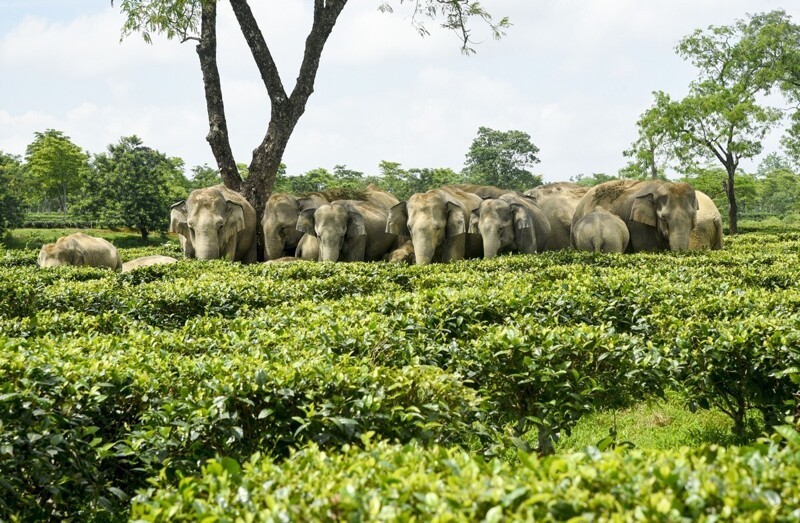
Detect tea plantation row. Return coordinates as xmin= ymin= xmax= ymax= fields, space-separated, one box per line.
xmin=1 ymin=232 xmax=799 ymax=520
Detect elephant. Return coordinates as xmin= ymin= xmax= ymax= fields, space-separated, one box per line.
xmin=38 ymin=233 xmax=122 ymax=270
xmin=297 ymin=200 xmax=398 ymax=262
xmin=469 ymin=193 xmax=551 ymax=258
xmin=689 ymin=191 xmax=723 ymax=250
xmin=525 ymin=182 xmax=589 ymax=250
xmin=386 ymin=186 xmax=483 ymax=265
xmin=452 ymin=183 xmax=513 ymax=200
xmin=170 ymin=185 xmax=257 ymax=263
xmin=571 ymin=210 xmax=630 ymax=253
xmin=121 ymin=255 xmax=178 ymax=272
xmin=572 ymin=179 xmax=698 ymax=252
xmin=383 ymin=239 xmax=415 ymax=264
xmin=262 ymin=185 xmax=398 ymax=260
xmin=265 ymin=256 xmax=301 ymax=264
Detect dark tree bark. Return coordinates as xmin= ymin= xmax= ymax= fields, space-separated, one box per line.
xmin=723 ymin=167 xmax=738 ymax=235
xmin=196 ymin=1 xmax=240 ymax=192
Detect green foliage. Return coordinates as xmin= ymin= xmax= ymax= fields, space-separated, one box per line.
xmin=0 ymin=152 xmax=24 ymax=238
xmin=2 ymin=228 xmax=800 ymax=519
xmin=188 ymin=163 xmax=222 ymax=190
xmin=133 ymin=440 xmax=800 ymax=521
xmin=75 ymin=136 xmax=189 ymax=239
xmin=23 ymin=129 xmax=90 ymax=213
xmin=463 ymin=126 xmax=542 ymax=191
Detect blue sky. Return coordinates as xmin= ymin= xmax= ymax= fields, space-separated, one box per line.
xmin=1 ymin=1 xmax=798 ymax=183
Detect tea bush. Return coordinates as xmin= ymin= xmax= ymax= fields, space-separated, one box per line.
xmin=1 ymin=230 xmax=800 ymax=520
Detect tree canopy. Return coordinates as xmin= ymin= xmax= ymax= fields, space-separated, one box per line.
xmin=76 ymin=136 xmax=188 ymax=239
xmin=24 ymin=130 xmax=90 ymax=213
xmin=462 ymin=127 xmax=542 ymax=191
xmin=626 ymin=10 xmax=800 ymax=234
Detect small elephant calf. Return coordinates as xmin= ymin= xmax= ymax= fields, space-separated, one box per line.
xmin=571 ymin=210 xmax=630 ymax=253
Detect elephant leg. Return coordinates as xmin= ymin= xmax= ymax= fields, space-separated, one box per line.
xmin=243 ymin=239 xmax=258 ymax=264
xmin=442 ymin=234 xmax=466 ymax=262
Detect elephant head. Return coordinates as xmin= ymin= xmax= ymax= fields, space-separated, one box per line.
xmin=262 ymin=193 xmax=321 ymax=260
xmin=170 ymin=187 xmax=246 ymax=260
xmin=469 ymin=198 xmax=536 ymax=259
xmin=386 ymin=192 xmax=466 ymax=266
xmin=630 ymin=182 xmax=698 ymax=251
xmin=38 ymin=242 xmax=79 ymax=267
xmin=296 ymin=204 xmax=366 ymax=262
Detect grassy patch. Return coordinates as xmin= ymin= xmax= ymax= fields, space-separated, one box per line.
xmin=556 ymin=390 xmax=765 ymax=451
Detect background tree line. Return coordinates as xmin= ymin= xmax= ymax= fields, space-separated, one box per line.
xmin=0 ymin=126 xmax=542 ymax=238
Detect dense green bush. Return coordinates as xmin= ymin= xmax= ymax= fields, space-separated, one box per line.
xmin=1 ymin=229 xmax=800 ymax=520
xmin=132 ymin=439 xmax=800 ymax=521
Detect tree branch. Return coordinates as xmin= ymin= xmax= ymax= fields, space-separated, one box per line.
xmin=228 ymin=0 xmax=289 ymax=107
xmin=289 ymin=0 xmax=348 ymax=118
xmin=196 ymin=0 xmax=241 ymax=191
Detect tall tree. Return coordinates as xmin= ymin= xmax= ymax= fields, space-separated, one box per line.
xmin=0 ymin=152 xmax=25 ymax=237
xmin=24 ymin=129 xmax=90 ymax=213
xmin=78 ymin=136 xmax=189 ymax=239
xmin=627 ymin=11 xmax=800 ymax=234
xmin=114 ymin=0 xmax=508 ymax=245
xmin=462 ymin=127 xmax=542 ymax=191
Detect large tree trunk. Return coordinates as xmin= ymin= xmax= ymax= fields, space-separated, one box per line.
xmin=724 ymin=165 xmax=738 ymax=235
xmin=194 ymin=0 xmax=347 ymax=261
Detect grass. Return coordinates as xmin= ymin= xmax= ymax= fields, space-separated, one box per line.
xmin=555 ymin=390 xmax=765 ymax=452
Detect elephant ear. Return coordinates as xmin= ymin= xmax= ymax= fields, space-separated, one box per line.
xmin=446 ymin=201 xmax=466 ymax=237
xmin=223 ymin=201 xmax=246 ymax=246
xmin=512 ymin=204 xmax=537 ymax=254
xmin=169 ymin=201 xmax=189 ymax=237
xmin=511 ymin=204 xmax=532 ymax=229
xmin=296 ymin=208 xmax=317 ymax=236
xmin=297 ymin=197 xmax=317 ymax=211
xmin=468 ymin=208 xmax=481 ymax=234
xmin=347 ymin=211 xmax=367 ymax=238
xmin=631 ymin=193 xmax=657 ymax=227
xmin=386 ymin=202 xmax=409 ymax=236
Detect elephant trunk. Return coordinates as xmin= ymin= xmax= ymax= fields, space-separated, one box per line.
xmin=669 ymin=231 xmax=691 ymax=252
xmin=481 ymin=234 xmax=501 ymax=259
xmin=412 ymin=236 xmax=436 ymax=266
xmin=318 ymin=237 xmax=342 ymax=262
xmin=194 ymin=241 xmax=221 ymax=260
xmin=264 ymin=236 xmax=286 ymax=260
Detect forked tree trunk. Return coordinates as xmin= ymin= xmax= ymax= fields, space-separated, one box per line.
xmin=195 ymin=0 xmax=347 ymax=260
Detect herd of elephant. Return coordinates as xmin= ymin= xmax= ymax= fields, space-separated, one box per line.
xmin=36 ymin=180 xmax=723 ymax=270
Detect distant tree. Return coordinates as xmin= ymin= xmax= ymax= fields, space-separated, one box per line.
xmin=0 ymin=152 xmax=24 ymax=236
xmin=326 ymin=164 xmax=363 ymax=190
xmin=621 ymin=100 xmax=673 ymax=179
xmin=570 ymin=172 xmax=617 ymax=187
xmin=24 ymin=129 xmax=90 ymax=213
xmin=190 ymin=164 xmax=222 ymax=189
xmin=630 ymin=11 xmax=800 ymax=234
xmin=463 ymin=127 xmax=542 ymax=190
xmin=78 ymin=136 xmax=188 ymax=239
xmin=754 ymin=153 xmax=800 ymax=215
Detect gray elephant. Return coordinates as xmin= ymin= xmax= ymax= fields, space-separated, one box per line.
xmin=121 ymin=255 xmax=178 ymax=272
xmin=297 ymin=200 xmax=398 ymax=262
xmin=386 ymin=186 xmax=483 ymax=265
xmin=170 ymin=185 xmax=257 ymax=263
xmin=38 ymin=232 xmax=122 ymax=270
xmin=689 ymin=191 xmax=723 ymax=250
xmin=469 ymin=193 xmax=551 ymax=258
xmin=572 ymin=180 xmax=698 ymax=252
xmin=262 ymin=185 xmax=398 ymax=261
xmin=525 ymin=182 xmax=589 ymax=250
xmin=452 ymin=183 xmax=513 ymax=200
xmin=571 ymin=210 xmax=630 ymax=253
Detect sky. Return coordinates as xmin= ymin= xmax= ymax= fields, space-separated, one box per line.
xmin=1 ymin=1 xmax=798 ymax=183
